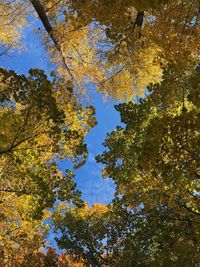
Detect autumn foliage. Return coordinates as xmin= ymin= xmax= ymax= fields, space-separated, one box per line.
xmin=0 ymin=0 xmax=200 ymax=266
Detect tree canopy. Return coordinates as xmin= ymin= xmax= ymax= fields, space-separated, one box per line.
xmin=52 ymin=64 xmax=200 ymax=266
xmin=0 ymin=0 xmax=200 ymax=266
xmin=0 ymin=0 xmax=199 ymax=99
xmin=0 ymin=68 xmax=95 ymax=264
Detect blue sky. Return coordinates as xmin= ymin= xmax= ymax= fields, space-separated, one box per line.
xmin=1 ymin=25 xmax=121 ymax=205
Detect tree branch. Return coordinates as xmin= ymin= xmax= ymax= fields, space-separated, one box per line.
xmin=30 ymin=0 xmax=75 ymax=81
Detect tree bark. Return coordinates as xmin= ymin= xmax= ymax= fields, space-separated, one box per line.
xmin=135 ymin=11 xmax=144 ymax=28
xmin=30 ymin=0 xmax=55 ymax=41
xmin=29 ymin=0 xmax=74 ymax=79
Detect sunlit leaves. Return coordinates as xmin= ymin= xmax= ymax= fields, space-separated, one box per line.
xmin=0 ymin=67 xmax=95 ymax=263
xmin=0 ymin=0 xmax=198 ymax=100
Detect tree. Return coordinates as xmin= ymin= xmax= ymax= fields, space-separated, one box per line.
xmin=52 ymin=202 xmax=110 ymax=267
xmin=32 ymin=0 xmax=200 ymax=99
xmin=0 ymin=0 xmax=28 ymax=55
xmin=62 ymin=0 xmax=199 ymax=99
xmin=0 ymin=67 xmax=96 ymax=210
xmin=1 ymin=0 xmax=199 ymax=99
xmin=58 ymin=252 xmax=85 ymax=267
xmin=0 ymin=67 xmax=96 ymax=264
xmin=96 ymin=64 xmax=200 ymax=264
xmin=97 ymin=64 xmax=200 ymax=219
xmin=52 ymin=64 xmax=200 ymax=267
xmin=0 ymin=194 xmax=48 ymax=266
xmin=1 ymin=241 xmax=85 ymax=267
xmin=1 ymin=1 xmax=200 ymax=265
xmin=53 ymin=200 xmax=200 ymax=266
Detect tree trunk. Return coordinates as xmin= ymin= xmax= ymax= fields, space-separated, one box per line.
xmin=29 ymin=0 xmax=73 ymax=79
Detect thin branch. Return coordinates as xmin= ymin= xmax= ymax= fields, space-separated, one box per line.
xmin=0 ymin=189 xmax=37 ymax=195
xmin=181 ymin=203 xmax=200 ymax=216
xmin=100 ymin=65 xmax=126 ymax=85
xmin=0 ymin=131 xmax=48 ymax=155
xmin=45 ymin=0 xmax=63 ymax=12
xmin=183 ymin=146 xmax=200 ymax=160
xmin=10 ymin=105 xmax=31 ymax=150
